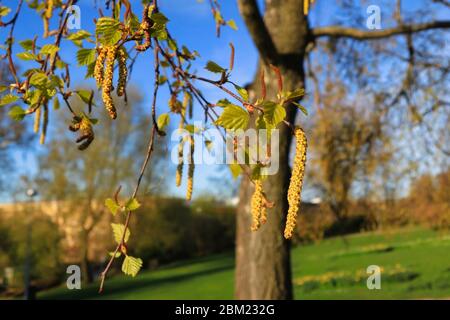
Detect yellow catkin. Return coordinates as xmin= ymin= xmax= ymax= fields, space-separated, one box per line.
xmin=284 ymin=127 xmax=307 ymax=239
xmin=116 ymin=47 xmax=127 ymax=97
xmin=45 ymin=0 xmax=53 ymax=19
xmin=94 ymin=47 xmax=107 ymax=88
xmin=260 ymin=205 xmax=268 ymax=225
xmin=34 ymin=107 xmax=41 ymax=133
xmin=176 ymin=138 xmax=184 ymax=187
xmin=102 ymin=46 xmax=118 ymax=119
xmin=250 ymin=180 xmax=264 ymax=231
xmin=186 ymin=136 xmax=194 ymax=201
xmin=304 ymin=0 xmax=315 ymax=15
xmin=39 ymin=104 xmax=49 ymax=145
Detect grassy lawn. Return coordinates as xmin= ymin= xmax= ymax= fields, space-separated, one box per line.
xmin=38 ymin=227 xmax=450 ymax=300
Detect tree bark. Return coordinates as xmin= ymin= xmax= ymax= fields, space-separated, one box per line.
xmin=235 ymin=0 xmax=308 ymax=300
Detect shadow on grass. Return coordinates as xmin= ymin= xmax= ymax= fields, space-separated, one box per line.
xmin=40 ymin=261 xmax=234 ymax=300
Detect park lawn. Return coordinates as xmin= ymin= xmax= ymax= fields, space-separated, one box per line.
xmin=39 ymin=227 xmax=450 ymax=300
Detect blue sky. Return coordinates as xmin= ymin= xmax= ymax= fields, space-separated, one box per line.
xmin=1 ymin=0 xmax=449 ymax=202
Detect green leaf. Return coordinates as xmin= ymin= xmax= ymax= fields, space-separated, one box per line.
xmin=167 ymin=38 xmax=177 ymax=51
xmin=109 ymin=251 xmax=121 ymax=258
xmin=76 ymin=48 xmax=96 ymax=66
xmin=227 ymin=19 xmax=238 ymax=30
xmin=96 ymin=17 xmax=122 ymax=45
xmin=49 ymin=75 xmax=64 ymax=89
xmin=105 ymin=198 xmax=120 ymax=216
xmin=111 ymin=223 xmax=130 ymax=244
xmin=284 ymin=88 xmax=305 ymax=101
xmin=40 ymin=44 xmax=60 ymax=56
xmin=0 ymin=94 xmax=19 ymax=107
xmin=19 ymin=40 xmax=34 ymax=51
xmin=234 ymin=85 xmax=249 ymax=102
xmin=16 ymin=52 xmax=38 ymax=61
xmin=157 ymin=75 xmax=167 ymax=85
xmin=215 ymin=104 xmax=249 ymax=131
xmin=125 ymin=198 xmax=141 ymax=211
xmin=8 ymin=106 xmax=26 ymax=121
xmin=205 ymin=61 xmax=226 ymax=74
xmin=29 ymin=72 xmax=49 ymax=89
xmin=75 ymin=90 xmax=93 ymax=104
xmin=151 ymin=12 xmax=169 ymax=25
xmin=216 ymin=98 xmax=232 ymax=108
xmin=67 ymin=30 xmax=92 ymax=41
xmin=262 ymin=101 xmax=286 ymax=129
xmin=121 ymin=256 xmax=143 ymax=277
xmin=229 ymin=163 xmax=242 ymax=179
xmin=157 ymin=113 xmax=170 ymax=131
xmin=0 ymin=6 xmax=11 ymax=17
xmin=293 ymin=102 xmax=308 ymax=115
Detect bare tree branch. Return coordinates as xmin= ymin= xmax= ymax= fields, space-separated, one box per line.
xmin=312 ymin=20 xmax=450 ymax=40
xmin=237 ymin=0 xmax=279 ymax=65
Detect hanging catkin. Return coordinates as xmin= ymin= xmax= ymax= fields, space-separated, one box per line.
xmin=39 ymin=104 xmax=49 ymax=145
xmin=117 ymin=47 xmax=127 ymax=97
xmin=186 ymin=135 xmax=195 ymax=201
xmin=34 ymin=107 xmax=41 ymax=133
xmin=251 ymin=180 xmax=264 ymax=231
xmin=176 ymin=136 xmax=184 ymax=187
xmin=304 ymin=0 xmax=315 ymax=15
xmin=102 ymin=46 xmax=118 ymax=119
xmin=94 ymin=47 xmax=107 ymax=87
xmin=284 ymin=127 xmax=307 ymax=239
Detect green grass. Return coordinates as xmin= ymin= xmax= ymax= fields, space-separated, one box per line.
xmin=38 ymin=227 xmax=450 ymax=300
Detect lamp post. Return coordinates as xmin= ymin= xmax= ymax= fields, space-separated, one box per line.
xmin=24 ymin=188 xmax=37 ymax=300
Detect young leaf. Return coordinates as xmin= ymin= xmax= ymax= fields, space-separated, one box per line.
xmin=40 ymin=44 xmax=60 ymax=56
xmin=227 ymin=19 xmax=238 ymax=30
xmin=121 ymin=256 xmax=143 ymax=277
xmin=19 ymin=40 xmax=34 ymax=51
xmin=8 ymin=106 xmax=26 ymax=121
xmin=96 ymin=17 xmax=121 ymax=45
xmin=234 ymin=84 xmax=249 ymax=102
xmin=205 ymin=61 xmax=226 ymax=74
xmin=0 ymin=6 xmax=11 ymax=17
xmin=16 ymin=52 xmax=38 ymax=61
xmin=109 ymin=251 xmax=121 ymax=258
xmin=75 ymin=90 xmax=94 ymax=104
xmin=262 ymin=101 xmax=286 ymax=129
xmin=151 ymin=12 xmax=169 ymax=25
xmin=76 ymin=48 xmax=96 ymax=66
xmin=111 ymin=223 xmax=130 ymax=244
xmin=29 ymin=72 xmax=49 ymax=89
xmin=105 ymin=198 xmax=120 ymax=216
xmin=125 ymin=198 xmax=141 ymax=211
xmin=215 ymin=104 xmax=249 ymax=131
xmin=67 ymin=30 xmax=92 ymax=41
xmin=293 ymin=102 xmax=308 ymax=115
xmin=0 ymin=94 xmax=19 ymax=107
xmin=229 ymin=163 xmax=242 ymax=179
xmin=157 ymin=113 xmax=170 ymax=131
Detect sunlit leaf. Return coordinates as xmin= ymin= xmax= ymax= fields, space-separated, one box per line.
xmin=121 ymin=256 xmax=143 ymax=277
xmin=111 ymin=223 xmax=130 ymax=244
xmin=215 ymin=104 xmax=249 ymax=130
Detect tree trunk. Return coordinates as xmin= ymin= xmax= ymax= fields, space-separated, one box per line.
xmin=235 ymin=0 xmax=308 ymax=300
